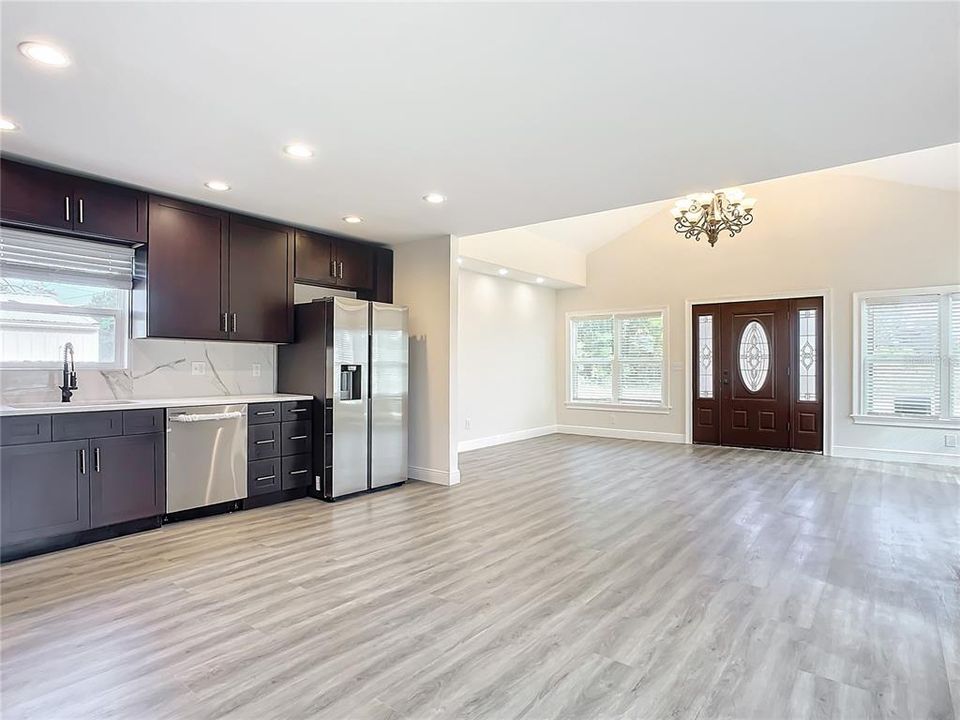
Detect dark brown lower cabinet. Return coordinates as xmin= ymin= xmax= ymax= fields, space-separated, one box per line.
xmin=90 ymin=434 xmax=165 ymax=527
xmin=0 ymin=440 xmax=91 ymax=545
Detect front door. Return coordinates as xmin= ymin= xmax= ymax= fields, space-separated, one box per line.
xmin=693 ymin=297 xmax=823 ymax=452
xmin=720 ymin=300 xmax=791 ymax=449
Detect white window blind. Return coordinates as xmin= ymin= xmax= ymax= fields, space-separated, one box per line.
xmin=0 ymin=227 xmax=135 ymax=289
xmin=861 ymin=293 xmax=944 ymax=418
xmin=951 ymin=293 xmax=960 ymax=417
xmin=618 ymin=313 xmax=664 ymax=405
xmin=569 ymin=310 xmax=666 ymax=407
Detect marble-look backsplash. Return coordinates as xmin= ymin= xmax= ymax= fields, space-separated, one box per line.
xmin=0 ymin=339 xmax=276 ymax=404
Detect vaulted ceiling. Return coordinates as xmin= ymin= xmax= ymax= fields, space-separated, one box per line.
xmin=2 ymin=2 xmax=957 ymax=244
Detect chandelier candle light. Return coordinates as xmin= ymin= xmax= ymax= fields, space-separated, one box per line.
xmin=671 ymin=188 xmax=757 ymax=247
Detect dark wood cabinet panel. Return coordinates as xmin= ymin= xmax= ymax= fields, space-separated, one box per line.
xmin=0 ymin=440 xmax=90 ymax=545
xmin=281 ymin=420 xmax=312 ymax=456
xmin=140 ymin=196 xmax=228 ymax=340
xmin=228 ymin=216 xmax=293 ymax=343
xmin=52 ymin=411 xmax=123 ymax=441
xmin=73 ymin=177 xmax=147 ymax=243
xmin=294 ymin=230 xmax=336 ymax=285
xmin=0 ymin=159 xmax=73 ymax=231
xmin=90 ymin=434 xmax=164 ymax=527
xmin=280 ymin=400 xmax=312 ymax=421
xmin=281 ymin=454 xmax=311 ymax=490
xmin=248 ymin=402 xmax=281 ymax=424
xmin=0 ymin=415 xmax=52 ymax=446
xmin=336 ymin=240 xmax=373 ymax=290
xmin=248 ymin=423 xmax=280 ymax=460
xmin=122 ymin=409 xmax=164 ymax=436
xmin=248 ymin=458 xmax=282 ymax=496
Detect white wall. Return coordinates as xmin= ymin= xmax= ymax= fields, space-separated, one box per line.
xmin=458 ymin=270 xmax=557 ymax=451
xmin=459 ymin=227 xmax=587 ymax=287
xmin=555 ymin=170 xmax=960 ymax=465
xmin=392 ymin=235 xmax=460 ymax=485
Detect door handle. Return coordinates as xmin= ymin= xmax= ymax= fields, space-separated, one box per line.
xmin=288 ymin=408 xmax=307 ymax=413
xmin=254 ymin=410 xmax=276 ymax=416
xmin=256 ymin=475 xmax=276 ymax=482
xmin=330 ymin=259 xmax=337 ymax=278
xmin=94 ymin=447 xmax=101 ymax=472
xmin=338 ymin=261 xmax=343 ymax=279
xmin=289 ymin=469 xmax=308 ymax=475
xmin=289 ymin=435 xmax=308 ymax=440
xmin=64 ymin=196 xmax=71 ymax=222
xmin=79 ymin=448 xmax=86 ymax=475
xmin=78 ymin=198 xmax=84 ymax=224
xmin=231 ymin=313 xmax=237 ymax=333
xmin=255 ymin=438 xmax=276 ymax=445
xmin=221 ymin=313 xmax=228 ymax=333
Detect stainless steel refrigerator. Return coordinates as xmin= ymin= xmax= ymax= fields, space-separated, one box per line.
xmin=277 ymin=296 xmax=408 ymax=500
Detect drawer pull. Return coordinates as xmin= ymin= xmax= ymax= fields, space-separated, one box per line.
xmin=255 ymin=438 xmax=276 ymax=445
xmin=289 ymin=469 xmax=308 ymax=475
xmin=255 ymin=410 xmax=276 ymax=416
xmin=289 ymin=435 xmax=308 ymax=440
xmin=288 ymin=408 xmax=308 ymax=413
xmin=255 ymin=475 xmax=276 ymax=482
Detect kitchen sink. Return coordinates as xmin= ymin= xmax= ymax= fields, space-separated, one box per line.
xmin=9 ymin=399 xmax=137 ymax=409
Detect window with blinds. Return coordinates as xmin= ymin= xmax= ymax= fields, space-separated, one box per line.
xmin=859 ymin=288 xmax=959 ymax=421
xmin=0 ymin=228 xmax=133 ymax=369
xmin=569 ymin=310 xmax=666 ymax=407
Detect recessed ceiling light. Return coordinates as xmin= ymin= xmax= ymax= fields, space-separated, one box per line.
xmin=0 ymin=117 xmax=19 ymax=132
xmin=204 ymin=180 xmax=231 ymax=192
xmin=283 ymin=143 xmax=314 ymax=159
xmin=342 ymin=215 xmax=363 ymax=224
xmin=535 ymin=277 xmax=545 ymax=284
xmin=498 ymin=268 xmax=508 ymax=276
xmin=18 ymin=41 xmax=71 ymax=68
xmin=423 ymin=192 xmax=446 ymax=204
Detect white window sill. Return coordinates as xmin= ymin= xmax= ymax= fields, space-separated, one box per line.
xmin=565 ymin=402 xmax=672 ymax=415
xmin=851 ymin=414 xmax=960 ymax=430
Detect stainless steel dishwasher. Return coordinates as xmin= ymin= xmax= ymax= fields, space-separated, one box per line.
xmin=165 ymin=404 xmax=247 ymax=513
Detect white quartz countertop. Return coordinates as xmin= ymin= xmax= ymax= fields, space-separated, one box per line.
xmin=0 ymin=393 xmax=314 ymax=417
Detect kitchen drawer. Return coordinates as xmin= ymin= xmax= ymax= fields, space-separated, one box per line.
xmin=52 ymin=412 xmax=122 ymax=441
xmin=248 ymin=402 xmax=280 ymax=425
xmin=247 ymin=458 xmax=281 ymax=496
xmin=280 ymin=399 xmax=312 ymax=421
xmin=281 ymin=420 xmax=312 ymax=456
xmin=248 ymin=422 xmax=280 ymax=460
xmin=0 ymin=415 xmax=52 ymax=446
xmin=122 ymin=409 xmax=164 ymax=435
xmin=281 ymin=454 xmax=312 ymax=490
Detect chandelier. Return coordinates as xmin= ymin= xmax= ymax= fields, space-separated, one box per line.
xmin=670 ymin=188 xmax=756 ymax=247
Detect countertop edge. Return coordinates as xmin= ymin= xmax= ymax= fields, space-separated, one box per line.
xmin=0 ymin=394 xmax=314 ymax=417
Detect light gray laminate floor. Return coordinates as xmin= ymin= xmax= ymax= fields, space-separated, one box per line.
xmin=1 ymin=435 xmax=958 ymax=720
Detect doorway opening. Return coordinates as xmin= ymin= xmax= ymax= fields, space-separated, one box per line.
xmin=692 ymin=297 xmax=823 ymax=452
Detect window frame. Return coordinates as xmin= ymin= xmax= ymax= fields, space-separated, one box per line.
xmin=565 ymin=306 xmax=670 ymax=413
xmin=0 ymin=287 xmax=130 ymax=371
xmin=852 ymin=285 xmax=960 ymax=429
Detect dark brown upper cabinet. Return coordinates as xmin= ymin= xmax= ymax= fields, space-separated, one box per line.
xmin=294 ymin=230 xmax=374 ymax=292
xmin=228 ymin=216 xmax=293 ymax=343
xmin=1 ymin=158 xmax=146 ymax=243
xmin=134 ymin=196 xmax=229 ymax=341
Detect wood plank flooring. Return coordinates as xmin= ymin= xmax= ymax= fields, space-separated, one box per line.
xmin=1 ymin=435 xmax=958 ymax=719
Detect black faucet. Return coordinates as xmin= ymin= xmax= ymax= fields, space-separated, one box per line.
xmin=59 ymin=342 xmax=78 ymax=403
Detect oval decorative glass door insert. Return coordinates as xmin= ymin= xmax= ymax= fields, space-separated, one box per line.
xmin=738 ymin=320 xmax=770 ymax=392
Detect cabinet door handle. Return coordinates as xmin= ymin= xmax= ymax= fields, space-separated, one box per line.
xmin=255 ymin=410 xmax=276 ymax=416
xmin=289 ymin=469 xmax=308 ymax=475
xmin=255 ymin=438 xmax=276 ymax=445
xmin=64 ymin=196 xmax=71 ymax=222
xmin=231 ymin=313 xmax=237 ymax=333
xmin=221 ymin=313 xmax=228 ymax=332
xmin=79 ymin=448 xmax=86 ymax=475
xmin=289 ymin=435 xmax=308 ymax=440
xmin=330 ymin=259 xmax=337 ymax=278
xmin=288 ymin=408 xmax=307 ymax=413
xmin=94 ymin=447 xmax=101 ymax=472
xmin=256 ymin=475 xmax=276 ymax=482
xmin=78 ymin=198 xmax=84 ymax=224
xmin=339 ymin=261 xmax=344 ymax=279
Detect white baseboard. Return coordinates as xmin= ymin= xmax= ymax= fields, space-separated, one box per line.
xmin=556 ymin=425 xmax=685 ymax=444
xmin=831 ymin=445 xmax=960 ymax=468
xmin=408 ymin=465 xmax=461 ymax=486
xmin=458 ymin=425 xmax=558 ymax=453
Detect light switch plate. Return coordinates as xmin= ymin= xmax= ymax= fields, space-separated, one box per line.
xmin=945 ymin=434 xmax=958 ymax=448
xmin=191 ymin=361 xmax=206 ymax=376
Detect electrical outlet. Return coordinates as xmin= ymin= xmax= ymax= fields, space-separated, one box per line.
xmin=191 ymin=361 xmax=206 ymax=376
xmin=945 ymin=434 xmax=958 ymax=448
xmin=464 ymin=419 xmax=471 ymax=430
xmin=252 ymin=363 xmax=261 ymax=377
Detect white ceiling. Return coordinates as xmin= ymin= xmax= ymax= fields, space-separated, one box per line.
xmin=1 ymin=2 xmax=957 ymax=245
